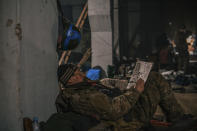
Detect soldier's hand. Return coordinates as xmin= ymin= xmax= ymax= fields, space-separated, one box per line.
xmin=135 ymin=78 xmax=144 ymax=93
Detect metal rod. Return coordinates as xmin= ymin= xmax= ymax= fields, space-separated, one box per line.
xmin=64 ymin=50 xmax=71 ymax=64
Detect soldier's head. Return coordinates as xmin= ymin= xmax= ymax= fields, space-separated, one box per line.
xmin=58 ymin=64 xmax=86 ymax=86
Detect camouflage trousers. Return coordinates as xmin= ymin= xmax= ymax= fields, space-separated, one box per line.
xmin=92 ymin=72 xmax=184 ymax=131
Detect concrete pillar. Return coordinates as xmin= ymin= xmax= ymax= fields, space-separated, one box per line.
xmin=0 ymin=0 xmax=58 ymax=130
xmin=20 ymin=0 xmax=59 ymax=122
xmin=88 ymin=0 xmax=113 ymax=72
xmin=113 ymin=0 xmax=120 ymax=63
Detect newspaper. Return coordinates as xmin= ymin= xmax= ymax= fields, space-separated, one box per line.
xmin=127 ymin=60 xmax=153 ymax=89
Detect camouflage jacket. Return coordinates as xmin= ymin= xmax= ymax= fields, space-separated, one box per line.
xmin=55 ymin=72 xmax=184 ymax=130
xmin=56 ymin=81 xmax=140 ymax=121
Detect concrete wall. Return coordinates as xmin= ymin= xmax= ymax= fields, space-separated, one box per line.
xmin=88 ymin=0 xmax=113 ymax=73
xmin=0 ymin=1 xmax=22 ymax=130
xmin=0 ymin=0 xmax=58 ymax=130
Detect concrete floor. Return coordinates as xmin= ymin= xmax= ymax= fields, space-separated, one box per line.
xmin=175 ymin=93 xmax=197 ymax=116
xmin=155 ymin=92 xmax=197 ymax=118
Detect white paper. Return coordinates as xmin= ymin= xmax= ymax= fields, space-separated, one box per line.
xmin=127 ymin=60 xmax=153 ymax=89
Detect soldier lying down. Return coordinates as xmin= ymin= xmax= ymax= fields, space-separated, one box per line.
xmin=43 ymin=64 xmax=197 ymax=131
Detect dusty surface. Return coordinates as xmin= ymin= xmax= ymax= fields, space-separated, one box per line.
xmin=155 ymin=93 xmax=197 ymax=118
xmin=175 ymin=93 xmax=197 ymax=116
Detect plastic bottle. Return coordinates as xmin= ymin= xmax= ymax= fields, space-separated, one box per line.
xmin=32 ymin=117 xmax=40 ymax=131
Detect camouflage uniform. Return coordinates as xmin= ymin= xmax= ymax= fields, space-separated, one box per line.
xmin=56 ymin=71 xmax=184 ymax=131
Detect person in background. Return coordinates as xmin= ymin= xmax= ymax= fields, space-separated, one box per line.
xmin=174 ymin=25 xmax=190 ymax=73
xmin=156 ymin=33 xmax=171 ymax=69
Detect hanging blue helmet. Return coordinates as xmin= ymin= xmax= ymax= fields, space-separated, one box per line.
xmin=62 ymin=24 xmax=81 ymax=50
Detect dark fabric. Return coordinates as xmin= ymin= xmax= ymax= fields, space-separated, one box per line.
xmin=165 ymin=115 xmax=197 ymax=131
xmin=55 ymin=91 xmax=70 ymax=113
xmin=42 ymin=112 xmax=99 ymax=131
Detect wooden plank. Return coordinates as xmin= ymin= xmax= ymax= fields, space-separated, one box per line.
xmin=58 ymin=51 xmax=67 ymax=66
xmin=75 ymin=2 xmax=88 ymax=28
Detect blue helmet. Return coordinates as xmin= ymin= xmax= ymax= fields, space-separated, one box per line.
xmin=62 ymin=24 xmax=81 ymax=50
